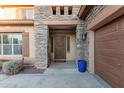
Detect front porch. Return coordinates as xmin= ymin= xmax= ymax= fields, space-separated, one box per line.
xmin=0 ymin=62 xmax=111 ymax=88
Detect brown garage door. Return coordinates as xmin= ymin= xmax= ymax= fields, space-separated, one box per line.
xmin=95 ymin=15 xmax=124 ymax=87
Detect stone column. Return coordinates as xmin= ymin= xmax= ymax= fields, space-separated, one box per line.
xmin=34 ymin=6 xmax=49 ymax=69
xmin=76 ymin=21 xmax=84 ymax=60
xmin=56 ymin=6 xmax=60 ymax=15
xmin=64 ymin=6 xmax=68 ymax=15
xmin=76 ymin=21 xmax=89 ymax=60
xmin=76 ymin=20 xmax=89 ymax=70
xmin=72 ymin=6 xmax=80 ymax=16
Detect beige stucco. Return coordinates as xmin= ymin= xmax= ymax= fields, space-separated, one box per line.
xmin=66 ymin=34 xmax=76 ymax=61
xmin=88 ymin=31 xmax=94 ymax=73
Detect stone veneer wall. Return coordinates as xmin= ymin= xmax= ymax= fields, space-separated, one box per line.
xmin=34 ymin=6 xmax=49 ymax=69
xmin=34 ymin=5 xmax=80 ymax=69
xmin=76 ymin=5 xmax=107 ymax=71
xmin=35 ymin=6 xmax=80 ymax=21
xmin=34 ymin=5 xmax=107 ymax=69
xmin=76 ymin=20 xmax=85 ymax=60
xmin=84 ymin=5 xmax=107 ymax=26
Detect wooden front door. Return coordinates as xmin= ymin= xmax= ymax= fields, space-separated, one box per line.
xmin=55 ymin=35 xmax=66 ymax=62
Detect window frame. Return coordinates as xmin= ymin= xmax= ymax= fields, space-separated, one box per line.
xmin=25 ymin=8 xmax=34 ymax=19
xmin=0 ymin=33 xmax=22 ymax=56
xmin=66 ymin=36 xmax=70 ymax=53
xmin=51 ymin=36 xmax=54 ymax=53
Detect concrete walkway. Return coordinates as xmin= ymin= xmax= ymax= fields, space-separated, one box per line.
xmin=0 ymin=62 xmax=111 ymax=88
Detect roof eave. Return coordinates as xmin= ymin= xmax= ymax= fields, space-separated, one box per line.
xmin=78 ymin=5 xmax=94 ymax=20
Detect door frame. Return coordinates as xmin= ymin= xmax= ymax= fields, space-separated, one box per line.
xmin=53 ymin=34 xmax=66 ymax=62
xmin=49 ymin=30 xmax=76 ymax=62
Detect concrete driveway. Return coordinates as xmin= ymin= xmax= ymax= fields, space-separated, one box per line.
xmin=0 ymin=62 xmax=111 ymax=88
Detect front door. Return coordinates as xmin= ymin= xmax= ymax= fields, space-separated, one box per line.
xmin=55 ymin=35 xmax=66 ymax=62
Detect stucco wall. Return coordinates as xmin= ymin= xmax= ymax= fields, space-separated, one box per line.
xmin=0 ymin=26 xmax=35 ymax=65
xmin=66 ymin=34 xmax=76 ymax=61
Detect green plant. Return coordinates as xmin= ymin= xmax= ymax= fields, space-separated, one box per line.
xmin=2 ymin=60 xmax=24 ymax=75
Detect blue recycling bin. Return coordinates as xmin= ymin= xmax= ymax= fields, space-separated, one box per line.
xmin=77 ymin=60 xmax=87 ymax=72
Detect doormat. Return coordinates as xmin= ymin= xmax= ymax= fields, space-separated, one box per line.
xmin=0 ymin=66 xmax=45 ymax=74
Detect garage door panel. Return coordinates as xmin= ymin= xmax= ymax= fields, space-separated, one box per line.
xmin=95 ymin=55 xmax=120 ymax=69
xmin=95 ymin=31 xmax=118 ymax=42
xmin=96 ymin=49 xmax=124 ymax=65
xmin=95 ymin=71 xmax=119 ymax=87
xmin=96 ymin=49 xmax=120 ymax=58
xmin=120 ymin=60 xmax=124 ymax=72
xmin=120 ymin=79 xmax=124 ymax=87
xmin=119 ymin=39 xmax=124 ymax=51
xmin=118 ymin=16 xmax=124 ymax=30
xmin=95 ymin=40 xmax=118 ymax=49
xmin=95 ymin=21 xmax=118 ymax=36
xmin=95 ymin=70 xmax=121 ymax=88
xmin=95 ymin=61 xmax=121 ymax=77
xmin=95 ymin=62 xmax=121 ymax=87
xmin=119 ymin=31 xmax=124 ymax=39
xmin=120 ymin=70 xmax=124 ymax=87
xmin=95 ymin=15 xmax=124 ymax=87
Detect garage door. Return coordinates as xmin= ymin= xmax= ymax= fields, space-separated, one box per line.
xmin=95 ymin=15 xmax=124 ymax=87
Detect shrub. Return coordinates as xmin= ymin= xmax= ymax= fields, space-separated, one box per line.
xmin=2 ymin=60 xmax=24 ymax=75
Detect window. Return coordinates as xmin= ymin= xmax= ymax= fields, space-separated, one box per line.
xmin=60 ymin=6 xmax=64 ymax=15
xmin=51 ymin=37 xmax=53 ymax=53
xmin=13 ymin=34 xmax=22 ymax=55
xmin=0 ymin=8 xmax=16 ymax=19
xmin=68 ymin=6 xmax=72 ymax=15
xmin=67 ymin=36 xmax=70 ymax=52
xmin=0 ymin=8 xmax=5 ymax=19
xmin=52 ymin=6 xmax=56 ymax=15
xmin=3 ymin=35 xmax=12 ymax=55
xmin=0 ymin=34 xmax=22 ymax=55
xmin=25 ymin=9 xmax=33 ymax=19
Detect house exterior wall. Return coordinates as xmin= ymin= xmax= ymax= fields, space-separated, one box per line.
xmin=0 ymin=5 xmax=108 ymax=70
xmin=76 ymin=20 xmax=85 ymax=60
xmin=0 ymin=5 xmax=80 ymax=69
xmin=0 ymin=26 xmax=35 ymax=65
xmin=34 ymin=5 xmax=80 ymax=68
xmin=34 ymin=6 xmax=50 ymax=69
xmin=77 ymin=5 xmax=107 ymax=72
xmin=66 ymin=34 xmax=76 ymax=61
